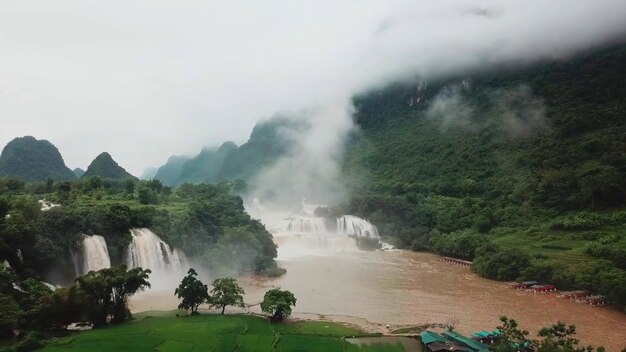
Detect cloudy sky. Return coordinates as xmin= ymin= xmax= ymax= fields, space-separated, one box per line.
xmin=1 ymin=1 xmax=625 ymax=175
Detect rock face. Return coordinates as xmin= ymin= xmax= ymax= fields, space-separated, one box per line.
xmin=82 ymin=152 xmax=136 ymax=180
xmin=0 ymin=136 xmax=76 ymax=181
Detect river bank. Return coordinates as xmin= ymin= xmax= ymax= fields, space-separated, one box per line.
xmin=130 ymin=250 xmax=626 ymax=350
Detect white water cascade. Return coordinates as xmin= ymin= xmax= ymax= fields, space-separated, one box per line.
xmin=283 ymin=216 xmax=327 ymax=233
xmin=124 ymin=228 xmax=187 ymax=284
xmin=274 ymin=210 xmax=381 ymax=258
xmin=273 ymin=231 xmax=359 ymax=258
xmin=71 ymin=234 xmax=111 ymax=277
xmin=337 ymin=215 xmax=380 ymax=238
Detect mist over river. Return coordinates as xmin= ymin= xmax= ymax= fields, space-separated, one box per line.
xmin=131 ymin=247 xmax=626 ymax=350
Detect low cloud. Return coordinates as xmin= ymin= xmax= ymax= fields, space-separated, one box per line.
xmin=494 ymin=85 xmax=549 ymax=139
xmin=426 ymin=82 xmax=475 ymax=131
xmin=248 ymin=103 xmax=355 ymax=211
xmin=0 ymin=1 xmax=623 ymax=178
xmin=426 ymin=83 xmax=548 ymax=139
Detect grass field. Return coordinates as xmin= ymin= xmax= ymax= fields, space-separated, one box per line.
xmin=489 ymin=225 xmax=626 ymax=265
xmin=39 ymin=313 xmax=416 ymax=352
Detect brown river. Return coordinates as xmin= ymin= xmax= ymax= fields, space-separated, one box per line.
xmin=131 ymin=234 xmax=626 ymax=351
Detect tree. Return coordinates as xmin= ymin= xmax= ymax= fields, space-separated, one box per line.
xmin=76 ymin=265 xmax=151 ymax=325
xmin=138 ymin=186 xmax=158 ymax=205
xmin=536 ymin=322 xmax=591 ymax=352
xmin=493 ymin=316 xmax=532 ymax=352
xmin=0 ymin=293 xmax=21 ymax=337
xmin=175 ymin=268 xmax=209 ymax=314
xmin=38 ymin=287 xmax=84 ymax=330
xmin=124 ymin=179 xmax=135 ymax=194
xmin=260 ymin=288 xmax=296 ymax=321
xmin=209 ymin=278 xmax=244 ymax=315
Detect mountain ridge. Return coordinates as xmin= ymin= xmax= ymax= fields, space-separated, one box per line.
xmin=0 ymin=136 xmax=76 ymax=181
xmin=82 ymin=152 xmax=136 ymax=180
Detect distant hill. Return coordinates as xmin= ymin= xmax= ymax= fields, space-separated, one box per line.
xmin=73 ymin=168 xmax=85 ymax=178
xmin=152 ymin=117 xmax=303 ymax=187
xmin=218 ymin=117 xmax=303 ymax=181
xmin=154 ymin=155 xmax=189 ymax=186
xmin=139 ymin=166 xmax=158 ymax=180
xmin=175 ymin=142 xmax=237 ymax=185
xmin=154 ymin=142 xmax=237 ymax=187
xmin=82 ymin=152 xmax=136 ymax=180
xmin=0 ymin=136 xmax=76 ymax=181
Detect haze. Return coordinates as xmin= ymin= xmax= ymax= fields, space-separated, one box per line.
xmin=1 ymin=1 xmax=624 ymax=175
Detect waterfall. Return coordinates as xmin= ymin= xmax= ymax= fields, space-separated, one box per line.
xmin=337 ymin=215 xmax=380 ymax=238
xmin=71 ymin=234 xmax=111 ymax=277
xmin=283 ymin=216 xmax=327 ymax=233
xmin=273 ymin=232 xmax=359 ymax=258
xmin=124 ymin=228 xmax=187 ymax=278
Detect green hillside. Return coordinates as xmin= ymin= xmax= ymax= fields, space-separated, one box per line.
xmin=341 ymin=44 xmax=626 ymax=308
xmin=82 ymin=152 xmax=136 ymax=180
xmin=0 ymin=136 xmax=76 ymax=182
xmin=154 ymin=155 xmax=189 ymax=186
xmin=218 ymin=117 xmax=304 ymax=181
xmin=178 ymin=142 xmax=238 ymax=185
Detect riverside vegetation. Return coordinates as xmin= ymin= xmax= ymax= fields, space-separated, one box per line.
xmin=0 ymin=176 xmax=283 ymax=349
xmin=339 ymin=44 xmax=626 ymax=312
xmin=4 ymin=264 xmax=609 ymax=352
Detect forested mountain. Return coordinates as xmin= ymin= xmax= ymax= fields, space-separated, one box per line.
xmin=153 ymin=117 xmax=301 ymax=187
xmin=72 ymin=168 xmax=85 ymax=178
xmin=0 ymin=136 xmax=76 ymax=182
xmin=153 ymin=155 xmax=189 ymax=185
xmin=218 ymin=117 xmax=302 ymax=181
xmin=343 ymin=43 xmax=626 ymax=243
xmin=176 ymin=142 xmax=237 ymax=185
xmin=153 ymin=142 xmax=236 ymax=186
xmin=82 ymin=152 xmax=136 ymax=180
xmin=338 ymin=43 xmax=626 ymax=308
xmin=139 ymin=166 xmax=158 ymax=180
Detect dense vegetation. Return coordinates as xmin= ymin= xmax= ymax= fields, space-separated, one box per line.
xmin=81 ymin=152 xmax=136 ymax=180
xmin=494 ymin=316 xmax=609 ymax=352
xmin=0 ymin=137 xmax=76 ymax=182
xmin=0 ymin=175 xmax=279 ymax=285
xmin=341 ymin=44 xmax=626 ymax=310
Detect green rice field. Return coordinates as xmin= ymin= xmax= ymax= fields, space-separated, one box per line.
xmin=39 ymin=312 xmax=417 ymax=352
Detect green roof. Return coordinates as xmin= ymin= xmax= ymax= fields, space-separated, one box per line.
xmin=472 ymin=330 xmax=502 ymax=338
xmin=443 ymin=331 xmax=490 ymax=352
xmin=420 ymin=331 xmax=448 ymax=345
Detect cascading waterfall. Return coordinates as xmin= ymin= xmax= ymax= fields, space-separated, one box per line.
xmin=124 ymin=228 xmax=187 ymax=280
xmin=275 ymin=212 xmax=381 ymax=258
xmin=283 ymin=216 xmax=327 ymax=233
xmin=337 ymin=215 xmax=380 ymax=238
xmin=71 ymin=234 xmax=111 ymax=277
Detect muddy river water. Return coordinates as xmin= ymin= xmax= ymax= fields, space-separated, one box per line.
xmin=131 ymin=245 xmax=626 ymax=351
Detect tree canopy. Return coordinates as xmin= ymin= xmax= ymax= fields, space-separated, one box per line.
xmin=175 ymin=268 xmax=209 ymax=314
xmin=76 ymin=265 xmax=151 ymax=325
xmin=208 ymin=277 xmax=245 ymax=315
xmin=260 ymin=288 xmax=297 ymax=321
